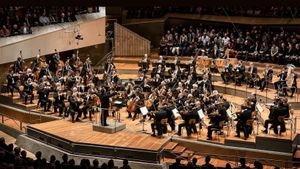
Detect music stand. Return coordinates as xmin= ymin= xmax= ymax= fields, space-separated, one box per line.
xmin=226 ymin=109 xmax=233 ymax=137
xmin=255 ymin=103 xmax=264 ymax=135
xmin=137 ymin=106 xmax=148 ymax=133
xmin=172 ymin=108 xmax=181 ymax=119
xmin=113 ymin=100 xmax=123 ymax=122
xmin=196 ymin=109 xmax=205 ymax=139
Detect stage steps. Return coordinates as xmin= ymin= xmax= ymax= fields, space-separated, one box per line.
xmin=162 ymin=141 xmax=194 ymax=161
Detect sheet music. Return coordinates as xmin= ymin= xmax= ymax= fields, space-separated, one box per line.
xmin=265 ymin=103 xmax=275 ymax=106
xmin=256 ymin=103 xmax=264 ymax=113
xmin=197 ymin=109 xmax=205 ymax=119
xmin=140 ymin=106 xmax=149 ymax=115
xmin=226 ymin=109 xmax=232 ymax=118
xmin=172 ymin=108 xmax=181 ymax=118
xmin=114 ymin=101 xmax=122 ymax=105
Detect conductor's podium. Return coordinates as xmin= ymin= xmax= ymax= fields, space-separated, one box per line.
xmin=93 ymin=120 xmax=126 ymax=133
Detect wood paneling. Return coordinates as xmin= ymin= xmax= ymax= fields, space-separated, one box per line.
xmin=114 ymin=23 xmax=150 ymax=56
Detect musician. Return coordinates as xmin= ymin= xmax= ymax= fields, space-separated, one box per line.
xmin=274 ymin=67 xmax=288 ymax=96
xmin=247 ymin=62 xmax=258 ymax=88
xmin=38 ymin=64 xmax=51 ymax=81
xmin=234 ymin=61 xmax=245 ymax=86
xmin=49 ymin=53 xmax=60 ymax=73
xmin=7 ymin=70 xmax=20 ymax=97
xmin=207 ymin=103 xmax=227 ymax=140
xmin=177 ymin=106 xmax=198 ymax=137
xmin=68 ymin=88 xmax=80 ymax=122
xmin=53 ymin=84 xmax=66 ymax=116
xmin=63 ymin=58 xmax=73 ymax=76
xmin=23 ymin=69 xmax=34 ymax=83
xmin=131 ymin=88 xmax=145 ymax=121
xmin=23 ymin=78 xmax=34 ymax=105
xmin=198 ymin=75 xmax=212 ymax=94
xmin=152 ymin=64 xmax=165 ymax=79
xmin=140 ymin=54 xmax=150 ymax=74
xmin=37 ymin=83 xmax=52 ymax=112
xmin=235 ymin=107 xmax=252 ymax=140
xmin=221 ymin=60 xmax=233 ymax=84
xmin=104 ymin=58 xmax=115 ymax=76
xmin=259 ymin=64 xmax=273 ymax=92
xmin=157 ymin=55 xmax=165 ymax=65
xmin=111 ymin=69 xmax=120 ymax=84
xmin=151 ymin=108 xmax=168 ymax=137
xmin=262 ymin=99 xmax=288 ymax=135
xmin=32 ymin=55 xmax=41 ymax=73
xmin=80 ymin=57 xmax=92 ymax=82
xmin=14 ymin=57 xmax=24 ymax=73
xmin=96 ymin=87 xmax=118 ymax=126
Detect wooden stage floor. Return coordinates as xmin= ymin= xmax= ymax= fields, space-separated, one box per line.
xmin=28 ymin=119 xmax=169 ymax=151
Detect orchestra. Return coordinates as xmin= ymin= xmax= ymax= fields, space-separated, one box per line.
xmin=5 ymin=50 xmax=297 ymax=141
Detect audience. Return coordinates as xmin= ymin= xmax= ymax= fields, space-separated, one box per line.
xmin=0 ymin=6 xmax=99 ymax=38
xmin=126 ymin=6 xmax=300 ymax=19
xmin=0 ymin=137 xmax=284 ymax=169
xmin=159 ymin=24 xmax=300 ymax=66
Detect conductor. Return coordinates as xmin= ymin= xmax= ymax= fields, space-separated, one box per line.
xmin=97 ymin=87 xmax=118 ymax=126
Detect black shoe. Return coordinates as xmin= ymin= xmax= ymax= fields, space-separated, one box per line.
xmin=207 ymin=137 xmax=212 ymax=140
xmin=104 ymin=124 xmax=109 ymax=126
xmin=262 ymin=130 xmax=268 ymax=134
xmin=151 ymin=134 xmax=156 ymax=137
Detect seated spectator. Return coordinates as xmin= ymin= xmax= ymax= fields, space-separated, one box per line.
xmin=61 ymin=153 xmax=69 ymax=168
xmin=108 ymin=159 xmax=118 ymax=169
xmin=20 ymin=22 xmax=31 ymax=34
xmin=13 ymin=147 xmax=21 ymax=157
xmin=201 ymin=155 xmax=215 ymax=169
xmin=226 ymin=163 xmax=232 ymax=169
xmin=68 ymin=159 xmax=76 ymax=168
xmin=39 ymin=11 xmax=50 ymax=26
xmin=169 ymin=157 xmax=184 ymax=169
xmin=33 ymin=151 xmax=42 ymax=169
xmin=120 ymin=159 xmax=131 ymax=169
xmin=0 ymin=138 xmax=8 ymax=150
xmin=91 ymin=159 xmax=100 ymax=169
xmin=101 ymin=163 xmax=108 ymax=169
xmin=234 ymin=157 xmax=247 ymax=169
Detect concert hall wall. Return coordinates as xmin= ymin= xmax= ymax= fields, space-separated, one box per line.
xmin=0 ymin=17 xmax=106 ymax=64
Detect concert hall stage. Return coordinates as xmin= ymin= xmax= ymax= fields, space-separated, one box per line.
xmin=1 ymin=55 xmax=299 ymax=167
xmin=26 ymin=120 xmax=169 ymax=163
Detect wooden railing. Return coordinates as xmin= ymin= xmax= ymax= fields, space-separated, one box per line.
xmin=114 ymin=23 xmax=150 ymax=57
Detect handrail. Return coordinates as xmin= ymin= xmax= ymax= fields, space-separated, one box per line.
xmin=0 ymin=112 xmax=29 ymax=131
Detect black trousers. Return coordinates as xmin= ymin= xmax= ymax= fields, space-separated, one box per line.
xmin=101 ymin=108 xmax=109 ymax=126
xmin=236 ymin=121 xmax=251 ymax=138
xmin=40 ymin=99 xmax=52 ymax=111
xmin=24 ymin=92 xmax=34 ymax=104
xmin=8 ymin=84 xmax=19 ymax=96
xmin=207 ymin=124 xmax=220 ymax=138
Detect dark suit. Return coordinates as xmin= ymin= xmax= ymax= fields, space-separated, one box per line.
xmin=23 ymin=81 xmax=34 ymax=104
xmin=247 ymin=66 xmax=258 ymax=88
xmin=97 ymin=91 xmax=117 ymax=126
xmin=7 ymin=74 xmax=19 ymax=96
xmin=236 ymin=108 xmax=252 ymax=139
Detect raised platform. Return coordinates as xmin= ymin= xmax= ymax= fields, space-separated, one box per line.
xmin=93 ymin=120 xmax=126 ymax=133
xmin=26 ymin=120 xmax=169 ymax=163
